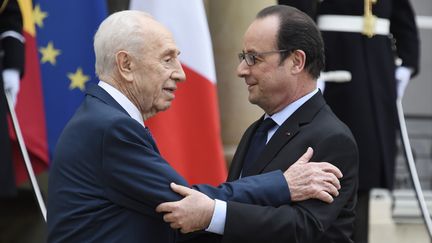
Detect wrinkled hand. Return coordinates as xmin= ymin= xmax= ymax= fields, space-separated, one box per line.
xmin=395 ymin=66 xmax=412 ymax=99
xmin=2 ymin=69 xmax=20 ymax=107
xmin=283 ymin=147 xmax=343 ymax=204
xmin=156 ymin=183 xmax=215 ymax=234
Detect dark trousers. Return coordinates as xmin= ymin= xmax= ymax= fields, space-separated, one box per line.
xmin=353 ymin=190 xmax=370 ymax=243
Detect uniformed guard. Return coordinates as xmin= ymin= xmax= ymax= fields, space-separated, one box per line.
xmin=0 ymin=0 xmax=25 ymax=198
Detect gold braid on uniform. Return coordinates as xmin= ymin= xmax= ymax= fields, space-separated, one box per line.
xmin=363 ymin=0 xmax=378 ymax=37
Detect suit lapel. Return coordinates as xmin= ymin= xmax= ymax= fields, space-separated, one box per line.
xmin=86 ymin=84 xmax=129 ymax=117
xmin=85 ymin=84 xmax=160 ymax=154
xmin=227 ymin=118 xmax=261 ymax=181
xmin=244 ymin=92 xmax=327 ymax=175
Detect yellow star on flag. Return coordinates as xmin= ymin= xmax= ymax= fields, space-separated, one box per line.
xmin=33 ymin=4 xmax=48 ymax=28
xmin=39 ymin=41 xmax=61 ymax=65
xmin=68 ymin=67 xmax=90 ymax=91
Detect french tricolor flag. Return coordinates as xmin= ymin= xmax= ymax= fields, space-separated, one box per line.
xmin=130 ymin=0 xmax=227 ymax=185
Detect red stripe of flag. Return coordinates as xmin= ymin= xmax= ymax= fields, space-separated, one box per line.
xmin=10 ymin=31 xmax=49 ymax=184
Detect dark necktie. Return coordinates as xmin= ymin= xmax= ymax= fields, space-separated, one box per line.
xmin=242 ymin=118 xmax=277 ymax=177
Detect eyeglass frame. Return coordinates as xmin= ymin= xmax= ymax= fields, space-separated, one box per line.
xmin=238 ymin=49 xmax=294 ymax=66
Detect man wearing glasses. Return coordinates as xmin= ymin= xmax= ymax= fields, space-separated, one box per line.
xmin=157 ymin=5 xmax=359 ymax=243
xmin=47 ymin=9 xmax=348 ymax=243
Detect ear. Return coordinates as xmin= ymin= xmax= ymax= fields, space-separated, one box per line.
xmin=290 ymin=50 xmax=306 ymax=75
xmin=115 ymin=51 xmax=134 ymax=82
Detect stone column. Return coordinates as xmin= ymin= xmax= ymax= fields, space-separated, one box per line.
xmin=206 ymin=0 xmax=276 ymax=164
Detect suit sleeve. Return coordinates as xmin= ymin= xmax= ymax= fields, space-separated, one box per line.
xmin=222 ymin=133 xmax=358 ymax=243
xmin=101 ymin=117 xmax=189 ymax=216
xmin=194 ymin=171 xmax=290 ymax=206
xmin=390 ymin=0 xmax=420 ymax=76
xmin=101 ymin=118 xmax=291 ymax=217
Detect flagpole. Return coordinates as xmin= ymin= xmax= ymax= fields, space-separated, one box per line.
xmin=5 ymin=91 xmax=47 ymax=222
xmin=396 ymin=98 xmax=432 ymax=241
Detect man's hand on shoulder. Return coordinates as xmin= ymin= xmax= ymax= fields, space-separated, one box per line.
xmin=156 ymin=183 xmax=215 ymax=233
xmin=283 ymin=147 xmax=343 ymax=203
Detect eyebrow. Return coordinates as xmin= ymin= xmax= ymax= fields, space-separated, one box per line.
xmin=243 ymin=48 xmax=258 ymax=53
xmin=161 ymin=48 xmax=180 ymax=57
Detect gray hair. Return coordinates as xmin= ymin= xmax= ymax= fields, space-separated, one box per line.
xmin=94 ymin=10 xmax=153 ymax=79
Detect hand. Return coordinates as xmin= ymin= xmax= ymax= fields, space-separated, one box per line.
xmin=2 ymin=69 xmax=20 ymax=107
xmin=395 ymin=66 xmax=412 ymax=99
xmin=156 ymin=183 xmax=215 ymax=233
xmin=283 ymin=147 xmax=343 ymax=204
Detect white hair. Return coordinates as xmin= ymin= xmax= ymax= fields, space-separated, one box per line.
xmin=93 ymin=10 xmax=153 ymax=79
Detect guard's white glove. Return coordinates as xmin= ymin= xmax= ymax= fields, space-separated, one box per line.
xmin=317 ymin=77 xmax=325 ymax=93
xmin=2 ymin=69 xmax=20 ymax=107
xmin=395 ymin=66 xmax=412 ymax=99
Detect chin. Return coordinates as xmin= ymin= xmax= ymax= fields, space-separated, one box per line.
xmin=248 ymin=96 xmax=258 ymax=105
xmin=157 ymin=103 xmax=172 ymax=112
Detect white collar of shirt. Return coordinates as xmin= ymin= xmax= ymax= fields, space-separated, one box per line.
xmin=98 ymin=81 xmax=145 ymax=127
xmin=263 ymin=88 xmax=319 ymax=142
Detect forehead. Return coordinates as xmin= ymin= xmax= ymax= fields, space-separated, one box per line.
xmin=243 ymin=15 xmax=279 ymax=51
xmin=144 ymin=21 xmax=179 ymax=56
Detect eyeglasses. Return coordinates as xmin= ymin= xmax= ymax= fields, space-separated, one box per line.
xmin=238 ymin=49 xmax=293 ymax=66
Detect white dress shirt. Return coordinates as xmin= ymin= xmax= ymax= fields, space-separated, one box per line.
xmin=98 ymin=81 xmax=145 ymax=127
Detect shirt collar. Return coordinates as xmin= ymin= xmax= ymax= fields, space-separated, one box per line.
xmin=265 ymin=88 xmax=319 ymax=126
xmin=98 ymin=81 xmax=145 ymax=127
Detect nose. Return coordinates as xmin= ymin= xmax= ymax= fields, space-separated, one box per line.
xmin=172 ymin=59 xmax=186 ymax=82
xmin=237 ymin=60 xmax=250 ymax=78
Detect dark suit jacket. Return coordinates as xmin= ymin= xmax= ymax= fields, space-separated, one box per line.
xmin=185 ymin=92 xmax=358 ymax=243
xmin=47 ymin=84 xmax=291 ymax=243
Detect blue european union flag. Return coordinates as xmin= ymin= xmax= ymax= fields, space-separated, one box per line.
xmin=34 ymin=0 xmax=107 ymax=157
